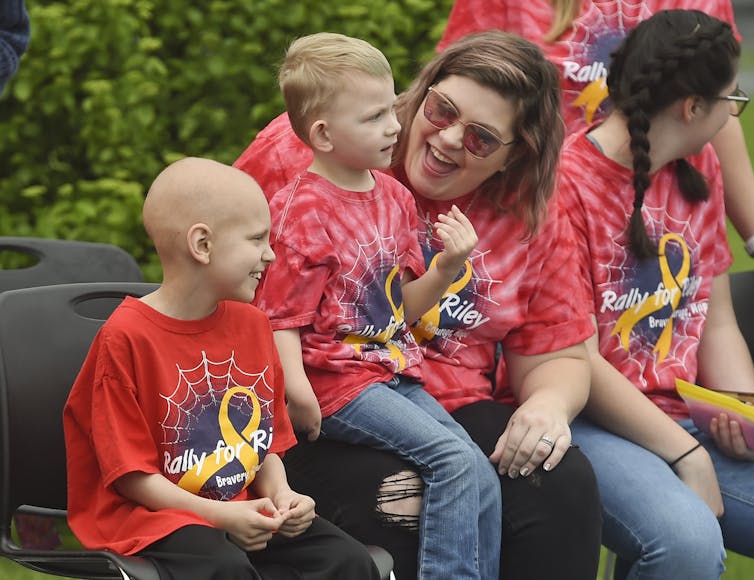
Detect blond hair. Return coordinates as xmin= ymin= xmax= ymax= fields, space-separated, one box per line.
xmin=543 ymin=0 xmax=581 ymax=43
xmin=279 ymin=32 xmax=393 ymax=145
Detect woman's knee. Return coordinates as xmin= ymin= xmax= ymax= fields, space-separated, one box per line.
xmin=375 ymin=470 xmax=423 ymax=532
xmin=538 ymin=445 xmax=600 ymax=512
xmin=608 ymin=499 xmax=725 ymax=579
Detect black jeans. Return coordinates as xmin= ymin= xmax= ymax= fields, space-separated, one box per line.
xmin=137 ymin=518 xmax=380 ymax=580
xmin=284 ymin=399 xmax=603 ymax=580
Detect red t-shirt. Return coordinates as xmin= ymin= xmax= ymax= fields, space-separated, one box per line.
xmin=438 ymin=0 xmax=739 ymax=133
xmin=559 ymin=130 xmax=732 ymax=419
xmin=237 ymin=115 xmax=593 ymax=412
xmin=255 ymin=170 xmax=425 ymax=417
xmin=64 ymin=298 xmax=296 ymax=554
xmin=415 ymin=191 xmax=594 ymax=411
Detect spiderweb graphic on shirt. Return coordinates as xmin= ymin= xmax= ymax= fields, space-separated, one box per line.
xmin=160 ymin=351 xmax=275 ymax=448
xmin=600 ymin=204 xmax=700 ymax=384
xmin=423 ymin=246 xmax=499 ymax=359
xmin=562 ymin=0 xmax=652 ymax=118
xmin=338 ymin=226 xmax=402 ymax=331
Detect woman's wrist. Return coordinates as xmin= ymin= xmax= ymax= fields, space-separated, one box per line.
xmin=667 ymin=442 xmax=703 ymax=471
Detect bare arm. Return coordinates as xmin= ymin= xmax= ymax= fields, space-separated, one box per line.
xmin=273 ymin=328 xmax=321 ymax=441
xmin=696 ymin=273 xmax=754 ymax=460
xmin=581 ymin=317 xmax=723 ymax=515
xmin=712 ymin=117 xmax=754 ymax=246
xmin=402 ymin=205 xmax=477 ymax=323
xmin=696 ymin=273 xmax=754 ymax=393
xmin=489 ymin=343 xmax=589 ymax=478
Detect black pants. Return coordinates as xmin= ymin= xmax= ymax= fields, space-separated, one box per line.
xmin=137 ymin=518 xmax=380 ymax=580
xmin=284 ymin=399 xmax=603 ymax=580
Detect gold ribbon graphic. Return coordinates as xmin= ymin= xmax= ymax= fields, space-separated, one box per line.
xmin=345 ymin=264 xmax=407 ymax=370
xmin=178 ymin=386 xmax=261 ymax=494
xmin=572 ymin=77 xmax=609 ymax=124
xmin=411 ymin=255 xmax=473 ymax=345
xmin=611 ymin=233 xmax=690 ymax=361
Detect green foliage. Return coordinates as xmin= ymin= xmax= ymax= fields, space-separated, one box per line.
xmin=0 ymin=0 xmax=453 ymax=281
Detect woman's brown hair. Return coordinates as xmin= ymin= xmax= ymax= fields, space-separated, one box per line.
xmin=393 ymin=30 xmax=564 ymax=237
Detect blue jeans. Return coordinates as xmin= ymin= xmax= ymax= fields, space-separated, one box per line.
xmin=679 ymin=418 xmax=754 ymax=558
xmin=571 ymin=416 xmax=754 ymax=579
xmin=321 ymin=377 xmax=501 ymax=580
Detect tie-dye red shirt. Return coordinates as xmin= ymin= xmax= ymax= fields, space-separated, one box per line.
xmin=559 ymin=130 xmax=732 ymax=419
xmin=438 ymin=0 xmax=739 ymax=133
xmin=236 ymin=114 xmax=593 ymax=412
xmin=254 ymin=170 xmax=425 ymax=417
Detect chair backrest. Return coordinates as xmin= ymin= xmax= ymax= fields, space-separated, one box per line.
xmin=729 ymin=270 xmax=754 ymax=359
xmin=0 ymin=283 xmax=157 ymax=533
xmin=0 ymin=237 xmax=143 ymax=292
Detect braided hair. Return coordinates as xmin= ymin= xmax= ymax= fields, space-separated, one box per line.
xmin=607 ymin=10 xmax=740 ymax=258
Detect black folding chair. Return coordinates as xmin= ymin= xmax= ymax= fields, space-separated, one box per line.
xmin=0 ymin=282 xmax=394 ymax=580
xmin=0 ymin=236 xmax=143 ymax=292
xmin=0 ymin=282 xmax=160 ymax=579
xmin=729 ymin=269 xmax=754 ymax=358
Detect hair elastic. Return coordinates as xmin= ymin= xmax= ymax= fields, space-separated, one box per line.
xmin=667 ymin=442 xmax=702 ymax=470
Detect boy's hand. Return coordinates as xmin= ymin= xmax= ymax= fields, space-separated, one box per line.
xmin=273 ymin=489 xmax=316 ymax=538
xmin=287 ymin=386 xmax=322 ymax=441
xmin=434 ymin=205 xmax=477 ymax=275
xmin=223 ymin=497 xmax=288 ymax=551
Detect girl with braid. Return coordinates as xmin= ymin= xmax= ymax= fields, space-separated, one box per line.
xmin=439 ymin=0 xmax=754 ymax=260
xmin=559 ymin=9 xmax=754 ymax=579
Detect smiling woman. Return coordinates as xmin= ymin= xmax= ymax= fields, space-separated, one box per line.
xmin=236 ymin=29 xmax=603 ymax=580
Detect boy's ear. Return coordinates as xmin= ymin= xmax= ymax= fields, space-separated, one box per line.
xmin=187 ymin=223 xmax=212 ymax=264
xmin=309 ymin=119 xmax=334 ymax=153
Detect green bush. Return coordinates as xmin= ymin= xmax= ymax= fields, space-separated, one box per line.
xmin=0 ymin=0 xmax=453 ymax=281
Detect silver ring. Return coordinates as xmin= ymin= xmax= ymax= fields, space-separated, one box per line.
xmin=539 ymin=435 xmax=555 ymax=448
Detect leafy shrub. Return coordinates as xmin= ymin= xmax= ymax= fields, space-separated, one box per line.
xmin=0 ymin=0 xmax=452 ymax=281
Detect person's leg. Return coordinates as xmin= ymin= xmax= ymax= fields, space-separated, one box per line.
xmin=137 ymin=524 xmax=261 ymax=580
xmin=250 ymin=516 xmax=380 ymax=580
xmin=679 ymin=418 xmax=754 ymax=557
xmin=452 ymin=400 xmax=602 ymax=580
xmin=283 ymin=439 xmax=420 ymax=579
xmin=571 ymin=417 xmax=726 ymax=580
xmin=392 ymin=381 xmax=502 ymax=580
xmin=321 ymin=378 xmax=500 ymax=579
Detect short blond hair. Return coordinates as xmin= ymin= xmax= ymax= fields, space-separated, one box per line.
xmin=279 ymin=32 xmax=392 ymax=144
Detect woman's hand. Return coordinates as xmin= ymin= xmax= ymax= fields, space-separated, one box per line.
xmin=489 ymin=397 xmax=572 ymax=478
xmin=497 ymin=344 xmax=589 ymax=478
xmin=671 ymin=445 xmax=725 ymax=517
xmin=710 ymin=412 xmax=754 ymax=461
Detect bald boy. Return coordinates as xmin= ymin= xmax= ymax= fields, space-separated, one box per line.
xmin=64 ymin=157 xmax=382 ymax=580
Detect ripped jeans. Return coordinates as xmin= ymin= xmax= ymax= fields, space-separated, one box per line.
xmin=284 ymin=399 xmax=602 ymax=580
xmin=319 ymin=378 xmax=501 ymax=580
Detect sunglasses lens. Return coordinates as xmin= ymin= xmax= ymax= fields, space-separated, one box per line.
xmin=463 ymin=125 xmax=500 ymax=158
xmin=424 ymin=90 xmax=457 ymax=128
xmin=424 ymin=88 xmax=507 ymax=158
